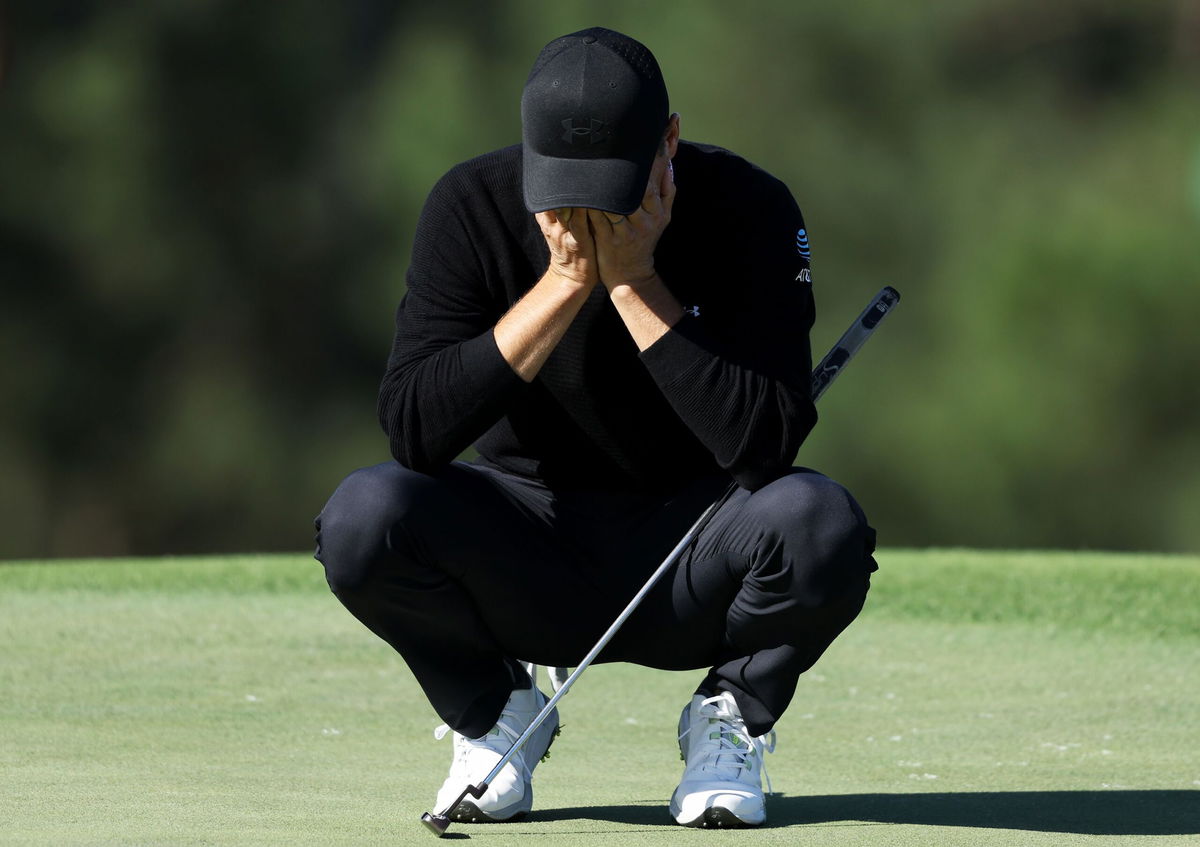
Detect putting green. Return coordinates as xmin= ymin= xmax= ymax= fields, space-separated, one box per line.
xmin=1 ymin=550 xmax=1197 ymax=845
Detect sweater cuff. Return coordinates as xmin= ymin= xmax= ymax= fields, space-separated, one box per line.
xmin=638 ymin=317 xmax=716 ymax=391
xmin=462 ymin=330 xmax=526 ymax=398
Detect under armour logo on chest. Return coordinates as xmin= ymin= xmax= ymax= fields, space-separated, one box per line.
xmin=562 ymin=118 xmax=610 ymax=145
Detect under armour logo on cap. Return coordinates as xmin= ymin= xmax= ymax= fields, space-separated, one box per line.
xmin=562 ymin=117 xmax=610 ymax=145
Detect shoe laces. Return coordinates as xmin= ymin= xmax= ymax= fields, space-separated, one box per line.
xmin=433 ymin=705 xmax=535 ymax=780
xmin=680 ymin=694 xmax=777 ymax=794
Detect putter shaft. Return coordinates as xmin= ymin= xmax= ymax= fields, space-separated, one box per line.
xmin=425 ymin=495 xmax=724 ymax=825
xmin=421 ymin=286 xmax=900 ymax=837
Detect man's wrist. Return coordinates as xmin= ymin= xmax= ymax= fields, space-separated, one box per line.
xmin=608 ymin=270 xmax=683 ymax=314
xmin=605 ymin=270 xmax=683 ymax=351
xmin=544 ymin=265 xmax=598 ymax=293
xmin=604 ymin=266 xmax=660 ymax=293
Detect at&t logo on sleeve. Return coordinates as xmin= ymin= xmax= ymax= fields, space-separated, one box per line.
xmin=795 ymin=228 xmax=811 ymax=259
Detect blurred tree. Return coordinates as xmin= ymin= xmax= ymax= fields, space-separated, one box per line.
xmin=1 ymin=0 xmax=1197 ymax=558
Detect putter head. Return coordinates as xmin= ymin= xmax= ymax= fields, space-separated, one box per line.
xmin=420 ymin=811 xmax=451 ymax=837
xmin=420 ymin=782 xmax=487 ymax=838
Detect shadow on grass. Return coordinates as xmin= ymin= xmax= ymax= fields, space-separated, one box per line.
xmin=534 ymin=790 xmax=1200 ymax=835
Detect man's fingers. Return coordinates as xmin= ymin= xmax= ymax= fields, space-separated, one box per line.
xmin=639 ymin=177 xmax=658 ymax=215
xmin=588 ymin=209 xmax=624 ymax=229
xmin=639 ymin=168 xmax=669 ymax=217
xmin=661 ymin=159 xmax=676 ymax=213
xmin=536 ymin=208 xmax=597 ymax=260
xmin=535 ymin=209 xmax=562 ymax=237
xmin=537 ymin=208 xmax=584 ymax=232
xmin=586 ymin=208 xmax=615 ymax=233
xmin=566 ymin=211 xmax=596 ymax=251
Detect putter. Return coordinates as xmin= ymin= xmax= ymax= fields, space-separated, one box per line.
xmin=421 ymin=286 xmax=901 ymax=837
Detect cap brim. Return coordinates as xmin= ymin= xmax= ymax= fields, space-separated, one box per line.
xmin=523 ymin=150 xmax=650 ymax=217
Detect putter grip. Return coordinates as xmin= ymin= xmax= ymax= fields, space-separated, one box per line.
xmin=810 ymin=286 xmax=900 ymax=402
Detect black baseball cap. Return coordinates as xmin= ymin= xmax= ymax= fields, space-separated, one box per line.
xmin=521 ymin=28 xmax=669 ymax=216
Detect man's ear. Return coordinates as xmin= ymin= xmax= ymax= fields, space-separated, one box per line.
xmin=664 ymin=112 xmax=681 ymax=159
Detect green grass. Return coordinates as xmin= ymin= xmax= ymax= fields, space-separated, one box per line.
xmin=1 ymin=550 xmax=1198 ymax=845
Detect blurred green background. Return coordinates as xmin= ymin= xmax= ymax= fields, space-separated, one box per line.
xmin=1 ymin=0 xmax=1197 ymax=559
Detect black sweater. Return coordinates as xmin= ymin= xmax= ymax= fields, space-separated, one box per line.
xmin=379 ymin=140 xmax=817 ymax=493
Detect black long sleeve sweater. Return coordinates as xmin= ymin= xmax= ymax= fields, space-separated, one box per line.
xmin=378 ymin=140 xmax=817 ymax=494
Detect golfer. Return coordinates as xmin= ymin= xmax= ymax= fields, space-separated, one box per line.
xmin=316 ymin=27 xmax=877 ymax=828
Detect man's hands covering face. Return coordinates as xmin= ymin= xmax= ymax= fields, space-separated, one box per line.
xmin=587 ymin=159 xmax=675 ymax=291
xmin=535 ymin=207 xmax=599 ymax=289
xmin=534 ymin=158 xmax=675 ymax=292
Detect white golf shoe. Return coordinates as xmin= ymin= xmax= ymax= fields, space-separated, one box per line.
xmin=669 ymin=691 xmax=776 ymax=828
xmin=433 ymin=685 xmax=560 ymax=822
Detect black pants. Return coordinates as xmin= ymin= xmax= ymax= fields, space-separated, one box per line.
xmin=314 ymin=461 xmax=876 ymax=738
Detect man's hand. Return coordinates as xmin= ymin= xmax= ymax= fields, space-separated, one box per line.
xmin=589 ymin=159 xmax=676 ymax=291
xmin=497 ymin=208 xmax=600 ymax=383
xmin=535 ymin=208 xmax=599 ymax=290
xmin=587 ymin=160 xmax=683 ymax=351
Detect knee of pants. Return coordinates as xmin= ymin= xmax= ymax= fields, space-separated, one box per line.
xmin=741 ymin=469 xmax=876 ymax=606
xmin=314 ymin=461 xmax=426 ymax=597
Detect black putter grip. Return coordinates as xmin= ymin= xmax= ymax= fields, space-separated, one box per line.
xmin=862 ymin=286 xmax=900 ymax=329
xmin=810 ymin=286 xmax=900 ymax=403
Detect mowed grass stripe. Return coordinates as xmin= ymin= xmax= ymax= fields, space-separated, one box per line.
xmin=2 ymin=549 xmax=1196 ymax=637
xmin=1 ymin=551 xmax=1197 ymax=845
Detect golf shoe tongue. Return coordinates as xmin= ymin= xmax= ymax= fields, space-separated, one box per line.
xmin=697 ymin=693 xmax=755 ymax=778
